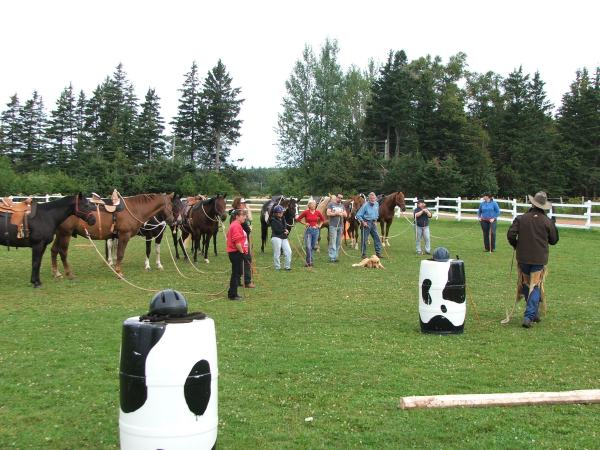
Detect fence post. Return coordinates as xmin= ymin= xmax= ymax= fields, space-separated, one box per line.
xmin=456 ymin=197 xmax=462 ymax=222
xmin=585 ymin=200 xmax=592 ymax=229
xmin=435 ymin=196 xmax=439 ymax=220
xmin=45 ymin=194 xmax=50 ymax=203
xmin=512 ymin=198 xmax=517 ymax=220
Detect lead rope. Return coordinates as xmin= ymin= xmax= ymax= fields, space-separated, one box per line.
xmin=501 ymin=249 xmax=518 ymax=324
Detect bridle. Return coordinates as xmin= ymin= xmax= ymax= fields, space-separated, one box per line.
xmin=75 ymin=195 xmax=95 ymax=223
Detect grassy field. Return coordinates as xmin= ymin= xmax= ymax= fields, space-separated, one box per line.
xmin=1 ymin=219 xmax=599 ymax=449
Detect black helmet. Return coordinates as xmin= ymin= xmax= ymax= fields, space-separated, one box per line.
xmin=432 ymin=247 xmax=450 ymax=262
xmin=149 ymin=289 xmax=188 ymax=316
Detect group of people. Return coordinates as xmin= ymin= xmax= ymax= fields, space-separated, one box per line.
xmin=225 ymin=191 xmax=560 ymax=329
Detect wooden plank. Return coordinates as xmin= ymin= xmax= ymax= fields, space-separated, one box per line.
xmin=399 ymin=389 xmax=600 ymax=410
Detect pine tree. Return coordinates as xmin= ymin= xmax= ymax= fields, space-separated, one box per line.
xmin=46 ymin=84 xmax=77 ymax=168
xmin=134 ymin=88 xmax=166 ymax=161
xmin=172 ymin=61 xmax=203 ymax=164
xmin=19 ymin=91 xmax=47 ymax=171
xmin=199 ymin=59 xmax=243 ymax=171
xmin=0 ymin=95 xmax=23 ymax=160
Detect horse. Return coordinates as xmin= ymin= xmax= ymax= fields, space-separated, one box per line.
xmin=377 ymin=191 xmax=406 ymax=247
xmin=260 ymin=195 xmax=299 ymax=252
xmin=51 ymin=193 xmax=174 ymax=279
xmin=184 ymin=194 xmax=227 ymax=264
xmin=343 ymin=194 xmax=366 ymax=249
xmin=0 ymin=193 xmax=96 ymax=287
xmin=127 ymin=194 xmax=184 ymax=270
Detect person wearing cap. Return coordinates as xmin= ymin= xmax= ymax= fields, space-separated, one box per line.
xmin=414 ymin=199 xmax=432 ymax=255
xmin=270 ymin=205 xmax=292 ymax=271
xmin=226 ymin=209 xmax=250 ymax=300
xmin=296 ymin=199 xmax=325 ymax=267
xmin=355 ymin=192 xmax=382 ymax=259
xmin=326 ymin=193 xmax=347 ymax=262
xmin=229 ymin=197 xmax=254 ymax=288
xmin=507 ymin=191 xmax=559 ymax=328
xmin=477 ymin=194 xmax=500 ymax=252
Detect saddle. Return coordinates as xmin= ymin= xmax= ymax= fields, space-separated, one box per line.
xmin=91 ymin=189 xmax=124 ymax=213
xmin=182 ymin=195 xmax=206 ymax=224
xmin=0 ymin=197 xmax=37 ymax=239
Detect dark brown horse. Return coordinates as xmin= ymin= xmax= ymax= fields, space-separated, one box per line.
xmin=0 ymin=193 xmax=96 ymax=287
xmin=343 ymin=194 xmax=366 ymax=250
xmin=51 ymin=193 xmax=174 ymax=278
xmin=377 ymin=192 xmax=406 ymax=247
xmin=185 ymin=194 xmax=227 ymax=263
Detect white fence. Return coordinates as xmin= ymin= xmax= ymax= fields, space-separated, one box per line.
xmin=7 ymin=194 xmax=600 ymax=230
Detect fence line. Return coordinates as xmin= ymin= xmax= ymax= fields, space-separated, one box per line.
xmin=6 ymin=194 xmax=599 ymax=230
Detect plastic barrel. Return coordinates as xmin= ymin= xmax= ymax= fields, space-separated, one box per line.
xmin=119 ymin=316 xmax=218 ymax=449
xmin=419 ymin=259 xmax=466 ymax=334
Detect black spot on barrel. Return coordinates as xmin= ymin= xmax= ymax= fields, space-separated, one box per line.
xmin=441 ymin=305 xmax=447 ymax=313
xmin=184 ymin=359 xmax=211 ymax=416
xmin=421 ymin=279 xmax=432 ymax=305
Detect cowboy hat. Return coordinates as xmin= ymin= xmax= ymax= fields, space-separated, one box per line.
xmin=528 ymin=191 xmax=552 ymax=210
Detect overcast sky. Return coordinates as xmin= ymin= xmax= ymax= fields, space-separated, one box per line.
xmin=1 ymin=0 xmax=598 ymax=168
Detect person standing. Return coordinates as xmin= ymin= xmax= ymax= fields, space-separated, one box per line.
xmin=229 ymin=198 xmax=254 ymax=288
xmin=355 ymin=192 xmax=382 ymax=259
xmin=414 ymin=199 xmax=432 ymax=255
xmin=270 ymin=205 xmax=292 ymax=271
xmin=478 ymin=194 xmax=500 ymax=252
xmin=507 ymin=191 xmax=559 ymax=328
xmin=226 ymin=209 xmax=250 ymax=300
xmin=296 ymin=199 xmax=325 ymax=267
xmin=326 ymin=193 xmax=347 ymax=262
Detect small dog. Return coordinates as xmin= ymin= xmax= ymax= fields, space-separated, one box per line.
xmin=352 ymin=255 xmax=384 ymax=269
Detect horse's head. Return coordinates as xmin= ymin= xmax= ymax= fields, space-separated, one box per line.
xmin=160 ymin=193 xmax=176 ymax=225
xmin=395 ymin=192 xmax=406 ymax=212
xmin=215 ymin=193 xmax=228 ymax=221
xmin=74 ymin=193 xmax=97 ymax=226
xmin=171 ymin=193 xmax=184 ymax=226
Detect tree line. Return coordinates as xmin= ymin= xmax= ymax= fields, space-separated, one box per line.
xmin=0 ymin=61 xmax=243 ymax=196
xmin=276 ymin=39 xmax=600 ymax=198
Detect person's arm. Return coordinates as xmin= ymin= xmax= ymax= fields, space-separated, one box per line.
xmin=507 ymin=217 xmax=519 ymax=248
xmin=425 ymin=208 xmax=432 ymax=218
xmin=477 ymin=203 xmax=483 ymax=220
xmin=356 ymin=204 xmax=366 ymax=223
xmin=296 ymin=210 xmax=307 ymax=225
xmin=317 ymin=211 xmax=325 ymax=227
xmin=326 ymin=205 xmax=335 ymax=217
xmin=548 ymin=217 xmax=559 ymax=245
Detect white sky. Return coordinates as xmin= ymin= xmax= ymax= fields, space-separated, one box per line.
xmin=1 ymin=0 xmax=598 ymax=168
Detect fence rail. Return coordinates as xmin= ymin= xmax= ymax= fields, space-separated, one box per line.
xmin=6 ymin=194 xmax=600 ymax=230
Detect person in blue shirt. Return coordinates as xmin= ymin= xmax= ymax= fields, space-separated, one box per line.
xmin=477 ymin=194 xmax=500 ymax=252
xmin=355 ymin=192 xmax=382 ymax=259
xmin=414 ymin=199 xmax=432 ymax=255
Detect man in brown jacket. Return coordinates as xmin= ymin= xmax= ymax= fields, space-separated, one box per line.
xmin=507 ymin=192 xmax=559 ymax=328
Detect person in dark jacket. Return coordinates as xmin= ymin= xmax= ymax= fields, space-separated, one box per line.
xmin=270 ymin=205 xmax=292 ymax=270
xmin=507 ymin=191 xmax=559 ymax=328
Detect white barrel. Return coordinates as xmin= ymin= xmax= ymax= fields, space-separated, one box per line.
xmin=119 ymin=316 xmax=218 ymax=450
xmin=419 ymin=259 xmax=466 ymax=334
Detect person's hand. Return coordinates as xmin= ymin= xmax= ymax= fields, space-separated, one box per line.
xmin=490 ymin=218 xmax=495 ymax=223
xmin=284 ymin=229 xmax=289 ymax=235
xmin=551 ymin=216 xmax=556 ymax=224
xmin=478 ymin=217 xmax=482 ymax=222
xmin=242 ymin=253 xmax=251 ymax=263
xmin=362 ymin=221 xmax=368 ymax=228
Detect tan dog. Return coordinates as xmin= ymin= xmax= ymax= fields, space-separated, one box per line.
xmin=352 ymin=255 xmax=385 ymax=269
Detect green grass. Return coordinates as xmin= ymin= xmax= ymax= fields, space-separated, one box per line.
xmin=1 ymin=220 xmax=599 ymax=449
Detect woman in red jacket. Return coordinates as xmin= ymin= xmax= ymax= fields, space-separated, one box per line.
xmin=296 ymin=199 xmax=324 ymax=267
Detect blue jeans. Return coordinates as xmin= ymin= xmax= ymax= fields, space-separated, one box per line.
xmin=304 ymin=227 xmax=319 ymax=265
xmin=360 ymin=221 xmax=382 ymax=257
xmin=520 ymin=263 xmax=544 ymax=320
xmin=416 ymin=226 xmax=430 ymax=254
xmin=328 ymin=225 xmax=343 ymax=261
xmin=480 ymin=220 xmax=497 ymax=251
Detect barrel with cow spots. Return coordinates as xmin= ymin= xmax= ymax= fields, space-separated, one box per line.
xmin=418 ymin=259 xmax=466 ymax=334
xmin=119 ymin=316 xmax=218 ymax=449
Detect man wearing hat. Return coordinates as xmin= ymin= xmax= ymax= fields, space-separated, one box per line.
xmin=414 ymin=199 xmax=432 ymax=255
xmin=507 ymin=191 xmax=559 ymax=328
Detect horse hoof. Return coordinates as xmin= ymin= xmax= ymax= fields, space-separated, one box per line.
xmin=53 ymin=272 xmax=63 ymax=279
xmin=204 ymin=259 xmax=210 ymax=264
xmin=66 ymin=274 xmax=75 ymax=280
xmin=157 ymin=265 xmax=164 ymax=271
xmin=145 ymin=266 xmax=151 ymax=271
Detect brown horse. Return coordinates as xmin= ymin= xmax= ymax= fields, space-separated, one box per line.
xmin=51 ymin=193 xmax=174 ymax=278
xmin=187 ymin=194 xmax=228 ymax=263
xmin=344 ymin=194 xmax=366 ymax=249
xmin=377 ymin=191 xmax=406 ymax=247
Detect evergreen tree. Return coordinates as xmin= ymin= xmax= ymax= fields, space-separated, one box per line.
xmin=134 ymin=88 xmax=166 ymax=161
xmin=0 ymin=95 xmax=23 ymax=160
xmin=172 ymin=61 xmax=203 ymax=164
xmin=46 ymin=84 xmax=77 ymax=168
xmin=199 ymin=59 xmax=243 ymax=171
xmin=19 ymin=91 xmax=47 ymax=171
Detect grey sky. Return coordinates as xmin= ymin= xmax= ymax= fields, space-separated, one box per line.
xmin=1 ymin=0 xmax=598 ymax=167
